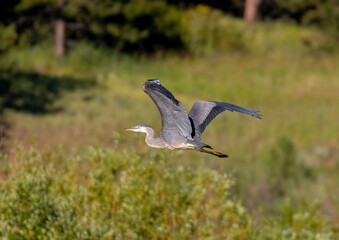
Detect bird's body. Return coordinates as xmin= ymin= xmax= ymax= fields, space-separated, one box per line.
xmin=125 ymin=79 xmax=262 ymax=158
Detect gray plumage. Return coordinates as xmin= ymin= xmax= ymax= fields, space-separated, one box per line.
xmin=188 ymin=101 xmax=261 ymax=141
xmin=125 ymin=79 xmax=262 ymax=158
xmin=142 ymin=79 xmax=192 ymax=146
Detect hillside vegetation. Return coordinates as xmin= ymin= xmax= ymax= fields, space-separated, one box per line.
xmin=0 ymin=18 xmax=339 ymax=239
xmin=0 ymin=147 xmax=337 ymax=239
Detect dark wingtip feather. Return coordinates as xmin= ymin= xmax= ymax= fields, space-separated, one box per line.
xmin=146 ymin=79 xmax=160 ymax=84
xmin=143 ymin=79 xmax=160 ymax=91
xmin=143 ymin=79 xmax=180 ymax=106
xmin=252 ymin=110 xmax=262 ymax=119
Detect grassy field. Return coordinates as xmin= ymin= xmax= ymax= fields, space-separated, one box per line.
xmin=0 ymin=21 xmax=339 ymax=238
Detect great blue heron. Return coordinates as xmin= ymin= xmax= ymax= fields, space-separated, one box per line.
xmin=125 ymin=79 xmax=262 ymax=157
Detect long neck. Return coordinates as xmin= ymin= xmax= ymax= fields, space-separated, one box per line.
xmin=144 ymin=127 xmax=168 ymax=149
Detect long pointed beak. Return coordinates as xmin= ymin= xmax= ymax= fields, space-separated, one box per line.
xmin=124 ymin=126 xmax=137 ymax=131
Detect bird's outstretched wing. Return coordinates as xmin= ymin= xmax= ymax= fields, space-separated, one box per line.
xmin=188 ymin=101 xmax=262 ymax=140
xmin=143 ymin=79 xmax=193 ymax=144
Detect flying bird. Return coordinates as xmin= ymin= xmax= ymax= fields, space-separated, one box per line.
xmin=125 ymin=79 xmax=262 ymax=157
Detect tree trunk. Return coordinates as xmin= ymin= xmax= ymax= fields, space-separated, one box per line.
xmin=55 ymin=0 xmax=65 ymax=61
xmin=244 ymin=0 xmax=261 ymax=26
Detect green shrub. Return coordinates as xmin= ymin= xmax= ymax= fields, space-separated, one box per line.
xmin=184 ymin=5 xmax=336 ymax=55
xmin=186 ymin=5 xmax=246 ymax=54
xmin=0 ymin=146 xmax=338 ymax=239
xmin=0 ymin=23 xmax=17 ymax=52
xmin=0 ymin=147 xmax=250 ymax=239
xmin=11 ymin=0 xmax=188 ymax=52
xmin=265 ymin=137 xmax=314 ymax=196
xmin=0 ymin=170 xmax=87 ymax=239
xmin=253 ymin=200 xmax=337 ymax=240
xmin=275 ymin=0 xmax=339 ymax=37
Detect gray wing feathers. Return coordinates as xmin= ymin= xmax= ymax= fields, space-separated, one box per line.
xmin=188 ymin=101 xmax=262 ymax=140
xmin=143 ymin=80 xmax=193 ymax=143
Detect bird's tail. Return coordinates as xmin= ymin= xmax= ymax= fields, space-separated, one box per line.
xmin=196 ymin=146 xmax=228 ymax=158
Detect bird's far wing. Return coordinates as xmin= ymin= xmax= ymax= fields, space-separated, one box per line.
xmin=143 ymin=79 xmax=193 ymax=144
xmin=188 ymin=101 xmax=262 ymax=140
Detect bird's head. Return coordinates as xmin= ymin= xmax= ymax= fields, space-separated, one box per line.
xmin=124 ymin=124 xmax=150 ymax=133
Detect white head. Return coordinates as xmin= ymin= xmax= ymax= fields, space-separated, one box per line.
xmin=124 ymin=124 xmax=150 ymax=133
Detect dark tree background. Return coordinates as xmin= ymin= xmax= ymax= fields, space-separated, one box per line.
xmin=0 ymin=0 xmax=338 ymax=55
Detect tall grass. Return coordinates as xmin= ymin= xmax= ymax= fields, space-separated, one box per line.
xmin=2 ymin=35 xmax=338 ymax=156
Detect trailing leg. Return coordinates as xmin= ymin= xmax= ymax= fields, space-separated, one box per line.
xmin=195 ymin=146 xmax=228 ymax=158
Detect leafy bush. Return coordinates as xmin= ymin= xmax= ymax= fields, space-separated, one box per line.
xmin=1 ymin=147 xmax=337 ymax=239
xmin=264 ymin=137 xmax=314 ymax=198
xmin=0 ymin=170 xmax=87 ymax=239
xmin=186 ymin=5 xmax=246 ymax=54
xmin=9 ymin=0 xmax=188 ymax=52
xmin=0 ymin=147 xmax=250 ymax=239
xmin=184 ymin=5 xmax=337 ymax=55
xmin=253 ymin=201 xmax=337 ymax=240
xmin=0 ymin=23 xmax=17 ymax=52
xmin=275 ymin=0 xmax=339 ymax=36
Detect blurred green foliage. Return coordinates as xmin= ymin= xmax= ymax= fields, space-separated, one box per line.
xmin=0 ymin=5 xmax=338 ymax=237
xmin=0 ymin=147 xmax=251 ymax=239
xmin=5 ymin=0 xmax=187 ymax=52
xmin=275 ymin=0 xmax=339 ymax=36
xmin=253 ymin=201 xmax=337 ymax=240
xmin=0 ymin=24 xmax=17 ymax=52
xmin=264 ymin=137 xmax=314 ymax=198
xmin=0 ymin=0 xmax=338 ymax=53
xmin=0 ymin=70 xmax=94 ymax=113
xmin=0 ymin=146 xmax=337 ymax=239
xmin=186 ymin=5 xmax=246 ymax=53
xmin=0 ymin=170 xmax=85 ymax=239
